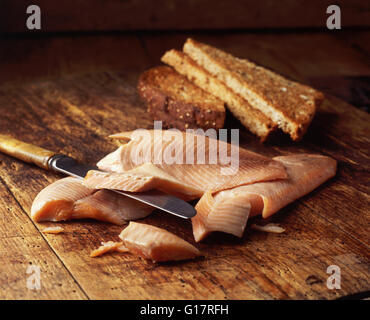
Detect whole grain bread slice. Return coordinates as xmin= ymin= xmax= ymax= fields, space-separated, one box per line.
xmin=138 ymin=66 xmax=225 ymax=130
xmin=183 ymin=38 xmax=325 ymax=140
xmin=162 ymin=49 xmax=276 ymax=141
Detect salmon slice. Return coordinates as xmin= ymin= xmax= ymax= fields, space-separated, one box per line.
xmin=72 ymin=188 xmax=154 ymax=223
xmin=192 ymin=154 xmax=337 ymax=241
xmin=251 ymin=223 xmax=286 ymax=234
xmin=119 ymin=221 xmax=201 ymax=262
xmin=192 ymin=190 xmax=257 ymax=241
xmin=84 ymin=163 xmax=203 ymax=201
xmin=42 ymin=226 xmax=64 ymax=234
xmin=31 ymin=177 xmax=93 ymax=222
xmin=90 ymin=241 xmax=129 ymax=258
xmin=31 ymin=177 xmax=154 ymax=225
xmin=95 ymin=130 xmax=287 ymax=196
xmin=84 ymin=169 xmax=161 ymax=193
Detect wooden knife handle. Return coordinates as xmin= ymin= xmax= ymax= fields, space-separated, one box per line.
xmin=0 ymin=134 xmax=57 ymax=170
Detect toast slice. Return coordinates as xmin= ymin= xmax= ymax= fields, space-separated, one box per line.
xmin=137 ymin=66 xmax=225 ymax=130
xmin=162 ymin=49 xmax=276 ymax=141
xmin=183 ymin=38 xmax=325 ymax=140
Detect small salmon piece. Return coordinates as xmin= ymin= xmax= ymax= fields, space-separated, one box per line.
xmin=192 ymin=190 xmax=254 ymax=242
xmin=192 ymin=154 xmax=337 ymax=241
xmin=116 ymin=244 xmax=130 ymax=253
xmin=31 ymin=177 xmax=93 ymax=222
xmin=90 ymin=241 xmax=128 ymax=258
xmin=251 ymin=223 xmax=286 ymax=234
xmin=119 ymin=222 xmax=201 ymax=262
xmin=42 ymin=226 xmax=64 ymax=234
xmin=31 ymin=177 xmax=154 ymax=225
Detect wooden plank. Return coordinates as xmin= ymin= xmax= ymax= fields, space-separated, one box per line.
xmin=1 ymin=154 xmax=369 ymax=300
xmin=0 ymin=32 xmax=369 ymax=299
xmin=2 ymin=0 xmax=370 ymax=32
xmin=0 ymin=68 xmax=368 ymax=299
xmin=0 ymin=178 xmax=87 ymax=300
xmin=0 ymin=34 xmax=149 ymax=86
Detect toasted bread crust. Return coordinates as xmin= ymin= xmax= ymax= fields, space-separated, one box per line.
xmin=162 ymin=49 xmax=276 ymax=141
xmin=184 ymin=38 xmax=324 ymax=140
xmin=138 ymin=66 xmax=225 ymax=130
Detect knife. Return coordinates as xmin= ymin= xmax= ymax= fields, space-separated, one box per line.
xmin=0 ymin=134 xmax=197 ymax=219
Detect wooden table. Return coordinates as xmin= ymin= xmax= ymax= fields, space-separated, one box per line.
xmin=0 ymin=30 xmax=369 ymax=300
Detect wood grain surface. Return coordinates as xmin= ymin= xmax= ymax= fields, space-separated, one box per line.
xmin=0 ymin=31 xmax=369 ymax=300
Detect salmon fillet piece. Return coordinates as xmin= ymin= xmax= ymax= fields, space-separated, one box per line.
xmin=31 ymin=177 xmax=154 ymax=225
xmin=192 ymin=154 xmax=337 ymax=241
xmin=119 ymin=221 xmax=201 ymax=262
xmin=84 ymin=163 xmax=203 ymax=201
xmin=93 ymin=130 xmax=287 ymax=197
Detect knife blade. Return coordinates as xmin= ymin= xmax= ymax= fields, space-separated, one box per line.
xmin=0 ymin=135 xmax=197 ymax=219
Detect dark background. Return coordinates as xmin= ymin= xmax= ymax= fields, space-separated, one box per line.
xmin=0 ymin=0 xmax=369 ymax=111
xmin=1 ymin=0 xmax=370 ymax=32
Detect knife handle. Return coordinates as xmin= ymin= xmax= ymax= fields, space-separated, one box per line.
xmin=0 ymin=134 xmax=57 ymax=170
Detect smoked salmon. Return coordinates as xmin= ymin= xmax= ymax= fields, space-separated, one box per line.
xmin=84 ymin=163 xmax=203 ymax=201
xmin=31 ymin=177 xmax=154 ymax=225
xmin=251 ymin=223 xmax=286 ymax=234
xmin=41 ymin=226 xmax=64 ymax=234
xmin=119 ymin=221 xmax=201 ymax=262
xmin=84 ymin=130 xmax=288 ymax=199
xmin=31 ymin=129 xmax=336 ymax=248
xmin=192 ymin=154 xmax=337 ymax=241
xmin=90 ymin=241 xmax=129 ymax=258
